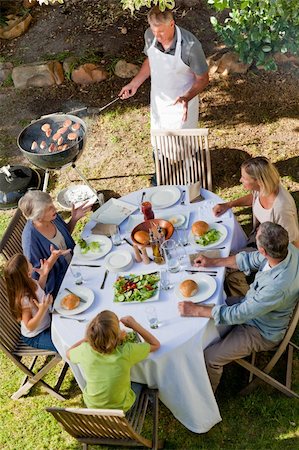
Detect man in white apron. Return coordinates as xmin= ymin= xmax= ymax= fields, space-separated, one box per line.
xmin=119 ymin=6 xmax=209 ymax=131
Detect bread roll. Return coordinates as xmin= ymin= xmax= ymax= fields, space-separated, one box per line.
xmin=179 ymin=279 xmax=198 ymax=297
xmin=61 ymin=293 xmax=80 ymax=310
xmin=134 ymin=230 xmax=150 ymax=245
xmin=192 ymin=221 xmax=209 ymax=237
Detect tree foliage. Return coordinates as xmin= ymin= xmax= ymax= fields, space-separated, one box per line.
xmin=35 ymin=0 xmax=175 ymax=12
xmin=208 ymin=0 xmax=299 ymax=70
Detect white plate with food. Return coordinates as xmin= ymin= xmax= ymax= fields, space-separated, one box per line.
xmin=91 ymin=198 xmax=138 ymax=225
xmin=54 ymin=286 xmax=94 ymax=315
xmin=156 ymin=212 xmax=189 ymax=229
xmin=175 ymin=273 xmax=217 ymax=303
xmin=146 ymin=186 xmax=181 ymax=209
xmin=190 ymin=221 xmax=228 ymax=249
xmin=73 ymin=235 xmax=112 ymax=260
xmin=113 ymin=271 xmax=161 ymax=304
xmin=57 ymin=185 xmax=98 ymax=210
xmin=104 ymin=250 xmax=133 ymax=273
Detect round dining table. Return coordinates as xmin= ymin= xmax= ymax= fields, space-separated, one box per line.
xmin=52 ymin=186 xmax=247 ymax=433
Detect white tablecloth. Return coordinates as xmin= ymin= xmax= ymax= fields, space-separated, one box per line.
xmin=52 ymin=187 xmax=247 ymax=433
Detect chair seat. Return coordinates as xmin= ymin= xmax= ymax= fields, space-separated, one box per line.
xmin=13 ymin=340 xmax=57 ymax=357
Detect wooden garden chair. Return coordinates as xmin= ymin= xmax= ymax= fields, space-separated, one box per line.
xmin=0 ymin=208 xmax=26 ymax=260
xmin=235 ymin=301 xmax=299 ymax=398
xmin=0 ymin=277 xmax=68 ymax=400
xmin=151 ymin=129 xmax=212 ymax=189
xmin=46 ymin=387 xmax=164 ymax=450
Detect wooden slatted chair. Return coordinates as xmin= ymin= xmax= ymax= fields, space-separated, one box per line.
xmin=151 ymin=129 xmax=212 ymax=189
xmin=46 ymin=387 xmax=164 ymax=450
xmin=0 ymin=208 xmax=26 ymax=260
xmin=0 ymin=277 xmax=68 ymax=400
xmin=235 ymin=301 xmax=299 ymax=398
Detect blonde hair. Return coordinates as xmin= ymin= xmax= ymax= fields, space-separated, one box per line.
xmin=86 ymin=310 xmax=122 ymax=354
xmin=18 ymin=190 xmax=53 ymax=221
xmin=147 ymin=6 xmax=174 ymax=26
xmin=241 ymin=157 xmax=280 ymax=196
xmin=4 ymin=254 xmax=37 ymax=321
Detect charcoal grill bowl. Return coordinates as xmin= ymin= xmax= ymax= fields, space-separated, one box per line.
xmin=17 ymin=114 xmax=87 ymax=170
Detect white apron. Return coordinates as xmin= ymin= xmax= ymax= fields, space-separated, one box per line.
xmin=148 ymin=25 xmax=199 ymax=131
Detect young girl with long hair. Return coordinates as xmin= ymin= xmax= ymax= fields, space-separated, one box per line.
xmin=67 ymin=310 xmax=160 ymax=411
xmin=4 ymin=253 xmax=56 ymax=352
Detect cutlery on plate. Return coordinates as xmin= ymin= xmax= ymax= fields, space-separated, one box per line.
xmin=59 ymin=315 xmax=87 ymax=322
xmin=209 ymin=246 xmax=226 ymax=250
xmin=64 ymin=287 xmax=87 ymax=303
xmin=185 ymin=270 xmax=217 ymax=276
xmin=100 ymin=269 xmax=109 ymax=289
xmin=180 ymin=190 xmax=186 ymax=205
xmin=123 ymin=238 xmax=154 ymax=262
xmin=71 ymin=263 xmax=102 ymax=267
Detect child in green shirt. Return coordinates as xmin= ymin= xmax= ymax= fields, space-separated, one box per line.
xmin=67 ymin=310 xmax=160 ymax=411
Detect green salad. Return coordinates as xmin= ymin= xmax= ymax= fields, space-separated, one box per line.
xmin=195 ymin=229 xmax=221 ymax=246
xmin=114 ymin=272 xmax=160 ymax=303
xmin=123 ymin=331 xmax=141 ymax=343
xmin=78 ymin=238 xmax=101 ymax=254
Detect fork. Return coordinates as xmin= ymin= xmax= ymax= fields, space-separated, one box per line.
xmin=59 ymin=315 xmax=87 ymax=322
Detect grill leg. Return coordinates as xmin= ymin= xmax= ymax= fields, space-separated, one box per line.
xmin=42 ymin=169 xmax=50 ymax=192
xmin=71 ymin=163 xmax=104 ymax=205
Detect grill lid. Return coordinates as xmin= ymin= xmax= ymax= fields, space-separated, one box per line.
xmin=0 ymin=165 xmax=41 ymax=210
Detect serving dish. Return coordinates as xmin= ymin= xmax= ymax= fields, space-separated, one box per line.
xmin=131 ymin=219 xmax=174 ymax=247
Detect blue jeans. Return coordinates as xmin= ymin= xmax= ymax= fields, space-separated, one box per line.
xmin=22 ymin=327 xmax=57 ymax=352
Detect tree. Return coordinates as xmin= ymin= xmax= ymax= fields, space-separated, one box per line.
xmin=35 ymin=0 xmax=175 ymax=12
xmin=208 ymin=0 xmax=299 ymax=70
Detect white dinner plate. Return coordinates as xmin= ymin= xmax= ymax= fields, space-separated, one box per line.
xmin=104 ymin=250 xmax=133 ymax=273
xmin=156 ymin=212 xmax=188 ymax=229
xmin=147 ymin=186 xmax=181 ymax=209
xmin=57 ymin=185 xmax=97 ymax=210
xmin=54 ymin=286 xmax=94 ymax=315
xmin=190 ymin=223 xmax=228 ymax=249
xmin=73 ymin=235 xmax=112 ymax=260
xmin=175 ymin=273 xmax=217 ymax=303
xmin=91 ymin=198 xmax=138 ymax=225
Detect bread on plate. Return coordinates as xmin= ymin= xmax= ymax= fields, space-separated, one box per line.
xmin=179 ymin=279 xmax=198 ymax=297
xmin=61 ymin=293 xmax=80 ymax=310
xmin=191 ymin=221 xmax=209 ymax=237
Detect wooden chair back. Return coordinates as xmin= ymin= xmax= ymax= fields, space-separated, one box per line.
xmin=0 ymin=277 xmax=67 ymax=400
xmin=236 ymin=300 xmax=299 ymax=398
xmin=0 ymin=208 xmax=26 ymax=260
xmin=47 ymin=387 xmax=164 ymax=449
xmin=151 ymin=129 xmax=212 ymax=189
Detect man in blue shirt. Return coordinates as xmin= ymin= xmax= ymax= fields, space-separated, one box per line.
xmin=178 ymin=222 xmax=299 ymax=392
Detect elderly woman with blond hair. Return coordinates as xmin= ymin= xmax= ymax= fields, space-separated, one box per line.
xmin=213 ymin=156 xmax=299 ymax=248
xmin=19 ymin=190 xmax=90 ymax=298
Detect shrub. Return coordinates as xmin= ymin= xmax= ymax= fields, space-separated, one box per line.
xmin=208 ymin=0 xmax=299 ymax=70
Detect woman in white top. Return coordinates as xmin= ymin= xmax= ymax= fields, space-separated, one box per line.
xmin=213 ymin=157 xmax=299 ymax=248
xmin=4 ymin=253 xmax=56 ymax=352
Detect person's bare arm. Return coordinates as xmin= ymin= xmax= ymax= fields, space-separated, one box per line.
xmin=120 ymin=316 xmax=160 ymax=352
xmin=193 ymin=254 xmax=238 ymax=270
xmin=119 ymin=59 xmax=150 ymax=99
xmin=178 ymin=301 xmax=214 ymax=318
xmin=213 ymin=193 xmax=253 ymax=217
xmin=174 ymin=71 xmax=209 ymax=122
xmin=66 ymin=338 xmax=87 ymax=359
xmin=22 ymin=294 xmax=53 ymax=332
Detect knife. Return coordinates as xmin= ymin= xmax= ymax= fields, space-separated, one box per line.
xmin=71 ymin=264 xmax=101 ymax=267
xmin=64 ymin=287 xmax=87 ymax=303
xmin=100 ymin=269 xmax=109 ymax=289
xmin=185 ymin=271 xmax=217 ymax=277
xmin=180 ymin=190 xmax=186 ymax=205
xmin=123 ymin=238 xmax=154 ymax=262
xmin=185 ymin=269 xmax=218 ymax=274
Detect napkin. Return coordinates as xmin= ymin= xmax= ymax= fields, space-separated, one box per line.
xmin=91 ymin=223 xmax=117 ymax=237
xmin=189 ymin=250 xmax=222 ymax=265
xmin=188 ymin=182 xmax=205 ymax=203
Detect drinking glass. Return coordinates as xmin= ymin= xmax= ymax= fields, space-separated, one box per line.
xmin=160 ymin=269 xmax=173 ymax=290
xmin=161 ymin=239 xmax=181 ymax=273
xmin=145 ymin=306 xmax=159 ymax=329
xmin=69 ymin=266 xmax=83 ymax=285
xmin=179 ymin=229 xmax=189 ymax=246
xmin=111 ymin=226 xmax=122 ymax=246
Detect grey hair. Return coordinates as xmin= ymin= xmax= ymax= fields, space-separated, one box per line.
xmin=18 ymin=190 xmax=53 ymax=221
xmin=147 ymin=6 xmax=174 ymax=25
xmin=256 ymin=222 xmax=289 ymax=259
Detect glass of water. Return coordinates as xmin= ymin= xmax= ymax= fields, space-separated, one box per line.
xmin=160 ymin=269 xmax=173 ymax=290
xmin=69 ymin=266 xmax=83 ymax=285
xmin=111 ymin=226 xmax=122 ymax=246
xmin=145 ymin=306 xmax=159 ymax=329
xmin=161 ymin=239 xmax=181 ymax=273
